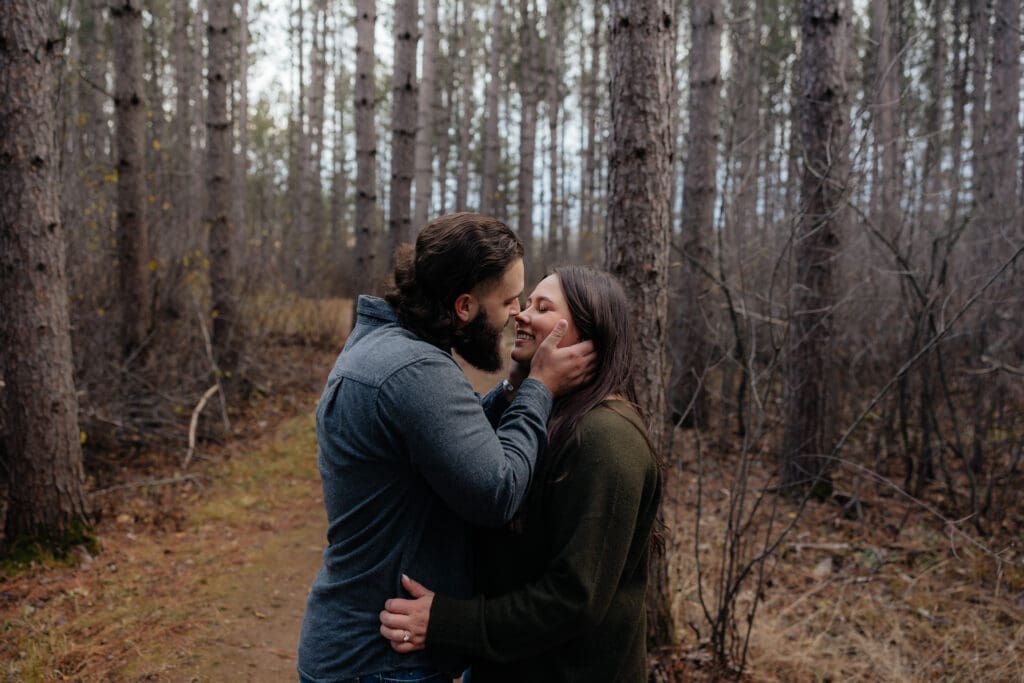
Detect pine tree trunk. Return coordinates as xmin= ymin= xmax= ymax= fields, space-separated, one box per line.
xmin=607 ymin=0 xmax=676 ymax=649
xmin=173 ymin=0 xmax=194 ymax=261
xmin=728 ymin=0 xmax=760 ymax=242
xmin=781 ymin=0 xmax=850 ymax=494
xmin=480 ymin=0 xmax=503 ymax=216
xmin=330 ymin=60 xmax=349 ymax=272
xmin=234 ymin=0 xmax=249 ymax=243
xmin=413 ymin=0 xmax=439 ymax=235
xmin=79 ymin=0 xmax=109 ymax=164
xmin=0 ymin=0 xmax=90 ymax=544
xmin=304 ymin=0 xmax=328 ymax=284
xmin=388 ymin=0 xmax=419 ymax=267
xmin=672 ymin=0 xmax=723 ymax=429
xmin=988 ymin=0 xmax=1019 ymax=225
xmin=968 ymin=0 xmax=991 ymax=256
xmin=111 ymin=0 xmax=150 ymax=360
xmin=354 ymin=0 xmax=379 ymax=284
xmin=545 ymin=1 xmax=564 ymax=269
xmin=921 ymin=0 xmax=946 ymax=224
xmin=455 ymin=0 xmax=473 ymax=211
xmin=517 ymin=0 xmax=540 ymax=283
xmin=869 ymin=0 xmax=901 ymax=236
xmin=206 ymin=0 xmax=237 ymax=372
xmin=580 ymin=0 xmax=602 ymax=264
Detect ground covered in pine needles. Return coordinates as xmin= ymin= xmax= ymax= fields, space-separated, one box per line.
xmin=2 ymin=324 xmax=1022 ymax=681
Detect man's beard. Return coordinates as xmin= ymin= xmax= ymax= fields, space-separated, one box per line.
xmin=452 ymin=309 xmax=505 ymax=372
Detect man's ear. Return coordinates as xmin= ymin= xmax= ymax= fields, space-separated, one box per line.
xmin=453 ymin=292 xmax=476 ymax=323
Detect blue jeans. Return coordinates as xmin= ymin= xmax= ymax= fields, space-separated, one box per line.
xmin=299 ymin=669 xmax=450 ymax=683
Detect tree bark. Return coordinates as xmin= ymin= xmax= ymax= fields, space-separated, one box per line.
xmin=0 ymin=0 xmax=91 ymax=544
xmin=305 ymin=0 xmax=328 ymax=283
xmin=672 ymin=0 xmax=723 ymax=429
xmin=781 ymin=0 xmax=851 ymax=494
xmin=413 ymin=0 xmax=440 ymax=236
xmin=234 ymin=0 xmax=249 ymax=243
xmin=868 ymin=0 xmax=901 ymax=237
xmin=455 ymin=0 xmax=474 ymax=211
xmin=517 ymin=0 xmax=540 ymax=282
xmin=388 ymin=0 xmax=419 ymax=267
xmin=544 ymin=0 xmax=563 ymax=269
xmin=206 ymin=0 xmax=237 ymax=372
xmin=988 ymin=0 xmax=1019 ymax=229
xmin=354 ymin=0 xmax=379 ymax=284
xmin=479 ymin=0 xmax=503 ymax=216
xmin=607 ymin=0 xmax=676 ymax=648
xmin=110 ymin=0 xmax=150 ymax=360
xmin=79 ymin=0 xmax=109 ymax=164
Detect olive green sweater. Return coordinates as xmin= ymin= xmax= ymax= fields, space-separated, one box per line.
xmin=427 ymin=400 xmax=662 ymax=682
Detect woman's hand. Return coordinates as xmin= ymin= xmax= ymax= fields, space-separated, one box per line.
xmin=379 ymin=574 xmax=435 ymax=653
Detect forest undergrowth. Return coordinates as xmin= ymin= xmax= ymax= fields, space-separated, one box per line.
xmin=1 ymin=298 xmax=1022 ymax=682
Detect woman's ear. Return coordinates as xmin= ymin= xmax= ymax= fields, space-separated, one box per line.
xmin=453 ymin=293 xmax=476 ymax=323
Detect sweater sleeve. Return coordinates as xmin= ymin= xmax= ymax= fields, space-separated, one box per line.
xmin=425 ymin=409 xmax=657 ymax=661
xmin=378 ymin=357 xmax=553 ymax=527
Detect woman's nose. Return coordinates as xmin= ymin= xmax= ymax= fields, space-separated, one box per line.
xmin=514 ymin=309 xmax=528 ymax=324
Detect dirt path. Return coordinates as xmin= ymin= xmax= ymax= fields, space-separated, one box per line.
xmin=1 ymin=348 xmax=505 ymax=683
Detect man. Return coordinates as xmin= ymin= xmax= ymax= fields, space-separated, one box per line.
xmin=298 ymin=213 xmax=595 ymax=682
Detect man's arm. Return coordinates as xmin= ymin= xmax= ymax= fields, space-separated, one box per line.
xmin=379 ymin=411 xmax=659 ymax=660
xmin=379 ymin=357 xmax=552 ymax=527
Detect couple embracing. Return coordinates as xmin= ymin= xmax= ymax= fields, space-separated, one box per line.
xmin=297 ymin=213 xmax=662 ymax=683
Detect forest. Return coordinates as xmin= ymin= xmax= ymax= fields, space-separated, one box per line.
xmin=1 ymin=0 xmax=1022 ymax=680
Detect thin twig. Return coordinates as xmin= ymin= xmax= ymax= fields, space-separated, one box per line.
xmin=184 ymin=384 xmax=220 ymax=469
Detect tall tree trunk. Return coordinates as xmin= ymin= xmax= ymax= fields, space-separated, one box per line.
xmin=305 ymin=0 xmax=328 ymax=284
xmin=0 ymin=0 xmax=91 ymax=545
xmin=111 ymin=0 xmax=149 ymax=359
xmin=330 ymin=55 xmax=350 ymax=286
xmin=517 ymin=0 xmax=540 ymax=282
xmin=413 ymin=0 xmax=440 ymax=235
xmin=173 ymin=0 xmax=194 ymax=268
xmin=921 ymin=0 xmax=947 ymax=224
xmin=354 ymin=0 xmax=379 ymax=285
xmin=455 ymin=0 xmax=473 ymax=211
xmin=388 ymin=0 xmax=419 ymax=267
xmin=728 ymin=0 xmax=760 ymax=243
xmin=206 ymin=0 xmax=237 ymax=372
xmin=193 ymin=0 xmax=207 ymax=251
xmin=234 ymin=0 xmax=249 ymax=244
xmin=781 ymin=0 xmax=851 ymax=493
xmin=580 ymin=0 xmax=602 ymax=264
xmin=544 ymin=0 xmax=563 ymax=270
xmin=79 ymin=0 xmax=109 ymax=164
xmin=869 ymin=0 xmax=901 ymax=237
xmin=968 ymin=0 xmax=992 ymax=257
xmin=672 ymin=0 xmax=723 ymax=429
xmin=607 ymin=0 xmax=676 ymax=649
xmin=988 ymin=0 xmax=1019 ymax=229
xmin=480 ymin=0 xmax=503 ymax=216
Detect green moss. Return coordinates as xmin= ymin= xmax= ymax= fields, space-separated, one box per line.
xmin=0 ymin=518 xmax=100 ymax=573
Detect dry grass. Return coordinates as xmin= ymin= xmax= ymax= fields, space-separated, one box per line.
xmin=245 ymin=292 xmax=352 ymax=349
xmin=664 ymin=431 xmax=1024 ymax=682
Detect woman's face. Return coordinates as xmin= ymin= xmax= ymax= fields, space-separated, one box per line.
xmin=512 ymin=274 xmax=581 ymax=364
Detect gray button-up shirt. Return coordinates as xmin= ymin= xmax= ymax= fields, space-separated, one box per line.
xmin=298 ymin=295 xmax=553 ymax=681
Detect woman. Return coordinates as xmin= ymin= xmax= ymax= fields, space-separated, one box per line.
xmin=379 ymin=265 xmax=663 ymax=682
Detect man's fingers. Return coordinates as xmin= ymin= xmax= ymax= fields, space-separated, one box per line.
xmin=383 ymin=598 xmax=413 ymax=614
xmin=379 ymin=609 xmax=407 ymax=629
xmin=539 ymin=319 xmax=568 ymax=347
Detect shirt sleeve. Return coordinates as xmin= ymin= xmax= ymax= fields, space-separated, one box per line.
xmin=378 ymin=357 xmax=553 ymax=527
xmin=425 ymin=412 xmax=657 ymax=661
xmin=480 ymin=381 xmax=511 ymax=428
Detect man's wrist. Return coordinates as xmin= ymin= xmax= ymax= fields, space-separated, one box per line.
xmin=500 ymin=378 xmax=517 ymax=400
